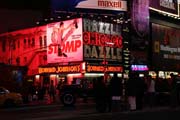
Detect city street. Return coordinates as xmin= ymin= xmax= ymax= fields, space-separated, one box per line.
xmin=1 ymin=100 xmax=180 ymax=120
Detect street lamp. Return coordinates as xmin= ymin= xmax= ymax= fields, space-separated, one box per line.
xmin=103 ymin=42 xmax=114 ymax=82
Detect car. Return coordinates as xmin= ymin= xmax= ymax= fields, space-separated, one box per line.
xmin=0 ymin=87 xmax=23 ymax=108
xmin=59 ymin=84 xmax=94 ymax=106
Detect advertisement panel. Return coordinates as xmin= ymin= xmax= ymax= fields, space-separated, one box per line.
xmin=76 ymin=0 xmax=127 ymax=11
xmin=51 ymin=0 xmax=127 ymax=12
xmin=130 ymin=0 xmax=149 ymax=64
xmin=150 ymin=0 xmax=178 ymax=15
xmin=83 ymin=18 xmax=123 ymax=65
xmin=47 ymin=18 xmax=83 ymax=63
xmin=152 ymin=23 xmax=180 ymax=70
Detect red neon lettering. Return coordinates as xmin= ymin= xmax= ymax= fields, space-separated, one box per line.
xmin=62 ymin=40 xmax=82 ymax=52
xmin=83 ymin=32 xmax=123 ymax=48
xmin=47 ymin=44 xmax=58 ymax=54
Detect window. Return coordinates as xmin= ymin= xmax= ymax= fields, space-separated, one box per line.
xmin=12 ymin=41 xmax=16 ymax=50
xmin=32 ymin=38 xmax=35 ymax=47
xmin=17 ymin=40 xmax=20 ymax=48
xmin=39 ymin=36 xmax=43 ymax=47
xmin=24 ymin=39 xmax=26 ymax=48
xmin=16 ymin=57 xmax=20 ymax=65
xmin=28 ymin=39 xmax=31 ymax=48
xmin=0 ymin=37 xmax=6 ymax=52
xmin=44 ymin=35 xmax=47 ymax=47
xmin=24 ymin=57 xmax=27 ymax=64
xmin=2 ymin=39 xmax=6 ymax=52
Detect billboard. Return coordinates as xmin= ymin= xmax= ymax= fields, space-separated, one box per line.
xmin=83 ymin=18 xmax=123 ymax=65
xmin=47 ymin=18 xmax=83 ymax=63
xmin=130 ymin=0 xmax=149 ymax=64
xmin=150 ymin=0 xmax=178 ymax=15
xmin=76 ymin=0 xmax=127 ymax=11
xmin=51 ymin=0 xmax=127 ymax=12
xmin=152 ymin=23 xmax=180 ymax=70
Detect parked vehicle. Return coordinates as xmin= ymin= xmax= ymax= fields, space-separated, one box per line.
xmin=59 ymin=84 xmax=94 ymax=106
xmin=0 ymin=87 xmax=23 ymax=107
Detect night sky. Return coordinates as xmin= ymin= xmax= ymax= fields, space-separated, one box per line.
xmin=0 ymin=0 xmax=49 ymax=10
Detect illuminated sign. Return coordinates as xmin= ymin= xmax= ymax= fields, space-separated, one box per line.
xmin=38 ymin=65 xmax=81 ymax=74
xmin=150 ymin=0 xmax=178 ymax=15
xmin=76 ymin=0 xmax=127 ymax=11
xmin=87 ymin=65 xmax=123 ymax=72
xmin=46 ymin=18 xmax=83 ymax=63
xmin=152 ymin=23 xmax=180 ymax=70
xmin=131 ymin=65 xmax=149 ymax=71
xmin=83 ymin=18 xmax=122 ymax=35
xmin=51 ymin=0 xmax=127 ymax=12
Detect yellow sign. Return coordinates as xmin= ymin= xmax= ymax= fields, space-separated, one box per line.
xmin=87 ymin=65 xmax=123 ymax=72
xmin=39 ymin=65 xmax=81 ymax=74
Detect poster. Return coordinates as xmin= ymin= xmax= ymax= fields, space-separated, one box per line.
xmin=47 ymin=18 xmax=83 ymax=63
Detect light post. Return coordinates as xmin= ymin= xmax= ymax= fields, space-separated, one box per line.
xmin=103 ymin=42 xmax=114 ymax=82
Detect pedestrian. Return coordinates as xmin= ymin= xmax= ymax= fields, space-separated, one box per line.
xmin=135 ymin=74 xmax=146 ymax=110
xmin=170 ymin=73 xmax=180 ymax=108
xmin=48 ymin=80 xmax=56 ymax=103
xmin=146 ymin=75 xmax=156 ymax=108
xmin=94 ymin=76 xmax=108 ymax=113
xmin=82 ymin=79 xmax=89 ymax=103
xmin=126 ymin=73 xmax=137 ymax=111
xmin=108 ymin=73 xmax=123 ymax=112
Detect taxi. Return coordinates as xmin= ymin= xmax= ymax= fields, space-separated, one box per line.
xmin=0 ymin=87 xmax=23 ymax=107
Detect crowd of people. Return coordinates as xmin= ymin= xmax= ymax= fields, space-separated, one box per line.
xmin=93 ymin=72 xmax=180 ymax=112
xmin=21 ymin=72 xmax=180 ymax=113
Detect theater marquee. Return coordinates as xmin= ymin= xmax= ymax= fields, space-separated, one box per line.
xmin=38 ymin=64 xmax=123 ymax=74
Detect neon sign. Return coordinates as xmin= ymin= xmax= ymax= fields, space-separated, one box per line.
xmin=39 ymin=65 xmax=81 ymax=74
xmin=87 ymin=65 xmax=123 ymax=72
xmin=131 ymin=65 xmax=149 ymax=71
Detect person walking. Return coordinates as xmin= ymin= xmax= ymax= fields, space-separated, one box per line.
xmin=94 ymin=76 xmax=108 ymax=113
xmin=126 ymin=73 xmax=137 ymax=111
xmin=48 ymin=80 xmax=56 ymax=103
xmin=108 ymin=73 xmax=123 ymax=112
xmin=146 ymin=75 xmax=156 ymax=108
xmin=170 ymin=73 xmax=180 ymax=108
xmin=135 ymin=74 xmax=146 ymax=110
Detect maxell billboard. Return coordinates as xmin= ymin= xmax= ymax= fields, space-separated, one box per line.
xmin=150 ymin=0 xmax=178 ymax=15
xmin=76 ymin=0 xmax=127 ymax=11
xmin=51 ymin=0 xmax=127 ymax=12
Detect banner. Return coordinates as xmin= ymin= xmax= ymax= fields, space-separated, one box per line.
xmin=47 ymin=18 xmax=83 ymax=63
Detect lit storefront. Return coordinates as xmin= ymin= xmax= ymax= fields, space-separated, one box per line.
xmin=149 ymin=0 xmax=180 ymax=78
xmin=0 ymin=0 xmax=128 ymax=88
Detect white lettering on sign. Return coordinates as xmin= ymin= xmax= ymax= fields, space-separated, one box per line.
xmin=84 ymin=45 xmax=122 ymax=61
xmin=160 ymin=0 xmax=176 ymax=10
xmin=160 ymin=45 xmax=180 ymax=53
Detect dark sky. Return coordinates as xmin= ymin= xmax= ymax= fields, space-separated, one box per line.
xmin=0 ymin=0 xmax=50 ymax=10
